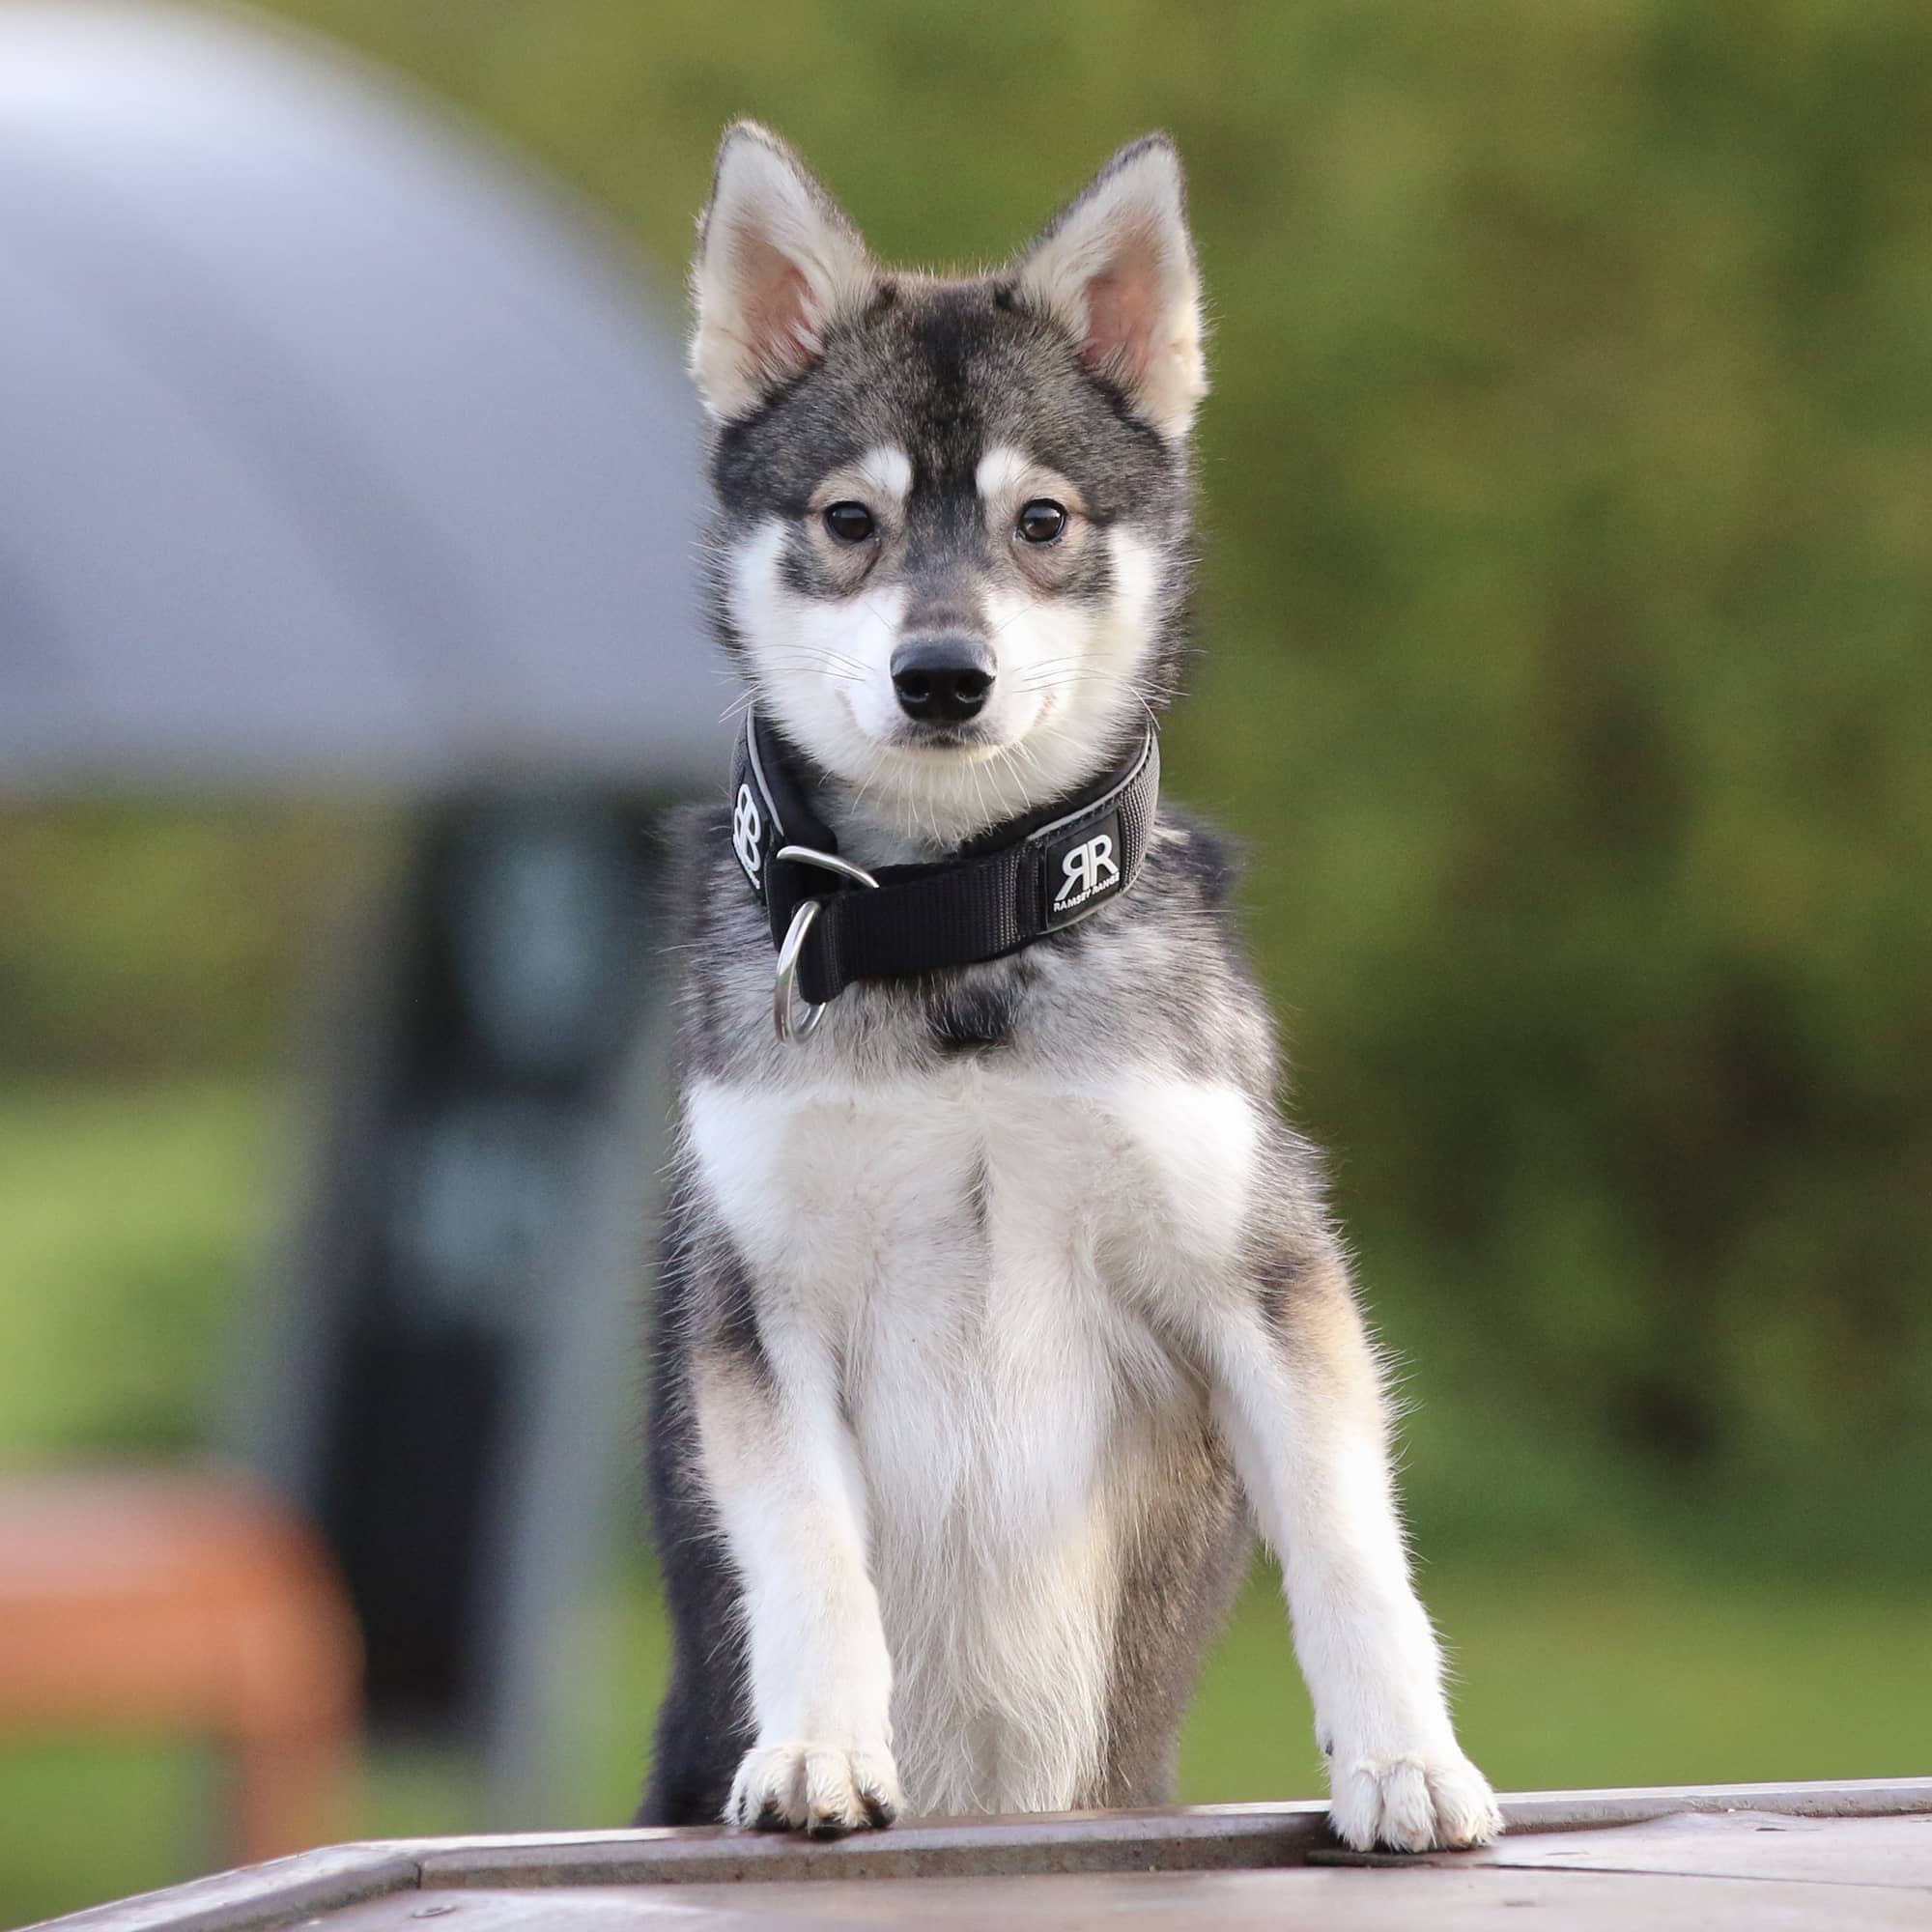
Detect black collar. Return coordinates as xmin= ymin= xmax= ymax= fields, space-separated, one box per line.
xmin=728 ymin=710 xmax=1160 ymax=1019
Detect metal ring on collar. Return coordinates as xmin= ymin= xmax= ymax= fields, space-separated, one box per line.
xmin=771 ymin=845 xmax=880 ymax=1043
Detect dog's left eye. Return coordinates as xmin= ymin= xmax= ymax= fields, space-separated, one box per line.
xmin=1015 ymin=499 xmax=1067 ymax=545
xmin=823 ymin=501 xmax=875 ymax=544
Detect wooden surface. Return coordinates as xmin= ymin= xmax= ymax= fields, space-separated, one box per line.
xmin=33 ymin=1778 xmax=1932 ymax=1931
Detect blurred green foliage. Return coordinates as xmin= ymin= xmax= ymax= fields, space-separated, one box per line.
xmin=0 ymin=806 xmax=373 ymax=1079
xmin=43 ymin=0 xmax=1922 ymax=1559
xmin=0 ymin=1082 xmax=274 ymax=1457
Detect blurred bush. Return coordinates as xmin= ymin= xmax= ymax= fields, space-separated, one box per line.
xmin=7 ymin=0 xmax=1929 ymax=1569
xmin=0 ymin=808 xmax=371 ymax=1078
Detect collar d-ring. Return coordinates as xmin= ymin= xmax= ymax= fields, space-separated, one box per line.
xmin=771 ymin=845 xmax=879 ymax=1043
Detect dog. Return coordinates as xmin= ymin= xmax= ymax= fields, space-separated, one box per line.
xmin=637 ymin=122 xmax=1502 ymax=1856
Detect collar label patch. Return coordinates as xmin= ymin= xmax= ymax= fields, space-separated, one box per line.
xmin=1043 ymin=811 xmax=1125 ymax=927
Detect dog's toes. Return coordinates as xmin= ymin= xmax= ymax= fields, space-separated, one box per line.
xmin=1328 ymin=1747 xmax=1502 ymax=1854
xmin=726 ymin=1741 xmax=901 ymax=1838
xmin=726 ymin=1747 xmax=800 ymax=1832
xmin=849 ymin=1747 xmax=902 ymax=1830
xmin=801 ymin=1746 xmax=872 ymax=1838
xmin=1426 ymin=1754 xmax=1504 ymax=1849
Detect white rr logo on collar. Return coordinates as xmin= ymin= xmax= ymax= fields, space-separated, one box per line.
xmin=1053 ymin=832 xmax=1120 ymax=913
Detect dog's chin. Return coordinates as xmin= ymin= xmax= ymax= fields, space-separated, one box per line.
xmin=793 ymin=690 xmax=1089 ymax=850
xmin=880 ymin=723 xmax=1008 ymax=759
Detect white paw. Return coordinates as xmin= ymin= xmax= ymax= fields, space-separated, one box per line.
xmin=1327 ymin=1747 xmax=1503 ymax=1853
xmin=725 ymin=1740 xmax=902 ymax=1839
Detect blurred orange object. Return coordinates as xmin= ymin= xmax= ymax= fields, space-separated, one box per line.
xmin=0 ymin=1469 xmax=362 ymax=1864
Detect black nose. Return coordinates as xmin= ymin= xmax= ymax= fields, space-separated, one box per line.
xmin=891 ymin=636 xmax=995 ymax=724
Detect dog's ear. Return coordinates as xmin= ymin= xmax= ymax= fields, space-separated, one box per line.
xmin=1014 ymin=134 xmax=1206 ymax=440
xmin=689 ymin=121 xmax=875 ymax=420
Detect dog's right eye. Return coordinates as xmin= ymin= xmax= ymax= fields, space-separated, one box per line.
xmin=823 ymin=502 xmax=875 ymax=544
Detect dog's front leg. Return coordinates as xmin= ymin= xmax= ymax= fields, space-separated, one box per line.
xmin=692 ymin=1341 xmax=901 ymax=1836
xmin=1204 ymin=1249 xmax=1501 ymax=1853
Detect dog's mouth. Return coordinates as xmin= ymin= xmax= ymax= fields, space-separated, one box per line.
xmin=858 ymin=687 xmax=1055 ymax=759
xmin=892 ymin=721 xmax=1000 ymax=752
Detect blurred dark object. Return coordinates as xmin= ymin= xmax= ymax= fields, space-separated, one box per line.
xmin=0 ymin=1470 xmax=359 ymax=1866
xmin=242 ymin=790 xmax=672 ymax=1807
xmin=0 ymin=0 xmax=725 ymax=1820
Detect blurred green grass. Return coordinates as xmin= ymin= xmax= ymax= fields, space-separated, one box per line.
xmin=2 ymin=1077 xmax=1927 ymax=1923
xmin=0 ymin=1082 xmax=277 ymax=1463
xmin=7 ymin=1548 xmax=1930 ymax=1922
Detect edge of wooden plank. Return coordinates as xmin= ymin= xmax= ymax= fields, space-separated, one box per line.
xmin=384 ymin=1777 xmax=1932 ymax=1889
xmin=1498 ymin=1776 xmax=1932 ymax=1834
xmin=29 ymin=1777 xmax=1932 ymax=1920
xmin=21 ymin=1846 xmax=423 ymax=1932
xmin=406 ymin=1802 xmax=1337 ymax=1887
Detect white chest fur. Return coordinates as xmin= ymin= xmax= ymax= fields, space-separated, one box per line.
xmin=685 ymin=1065 xmax=1258 ymax=1813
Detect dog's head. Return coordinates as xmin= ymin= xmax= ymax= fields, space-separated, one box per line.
xmin=690 ymin=124 xmax=1205 ymax=854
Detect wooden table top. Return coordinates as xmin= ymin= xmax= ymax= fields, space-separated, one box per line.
xmin=35 ymin=1777 xmax=1932 ymax=1931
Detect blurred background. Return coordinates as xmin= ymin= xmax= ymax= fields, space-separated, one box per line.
xmin=2 ymin=0 xmax=1927 ymax=1920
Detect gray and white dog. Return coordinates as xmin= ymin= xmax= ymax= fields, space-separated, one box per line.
xmin=639 ymin=122 xmax=1501 ymax=1855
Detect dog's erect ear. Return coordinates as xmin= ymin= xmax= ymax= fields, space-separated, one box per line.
xmin=1014 ymin=134 xmax=1206 ymax=440
xmin=689 ymin=122 xmax=875 ymax=420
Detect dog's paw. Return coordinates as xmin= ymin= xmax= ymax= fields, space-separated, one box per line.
xmin=725 ymin=1741 xmax=902 ymax=1839
xmin=1327 ymin=1747 xmax=1502 ymax=1853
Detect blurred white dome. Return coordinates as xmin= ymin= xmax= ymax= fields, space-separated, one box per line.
xmin=0 ymin=1 xmax=723 ymax=793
